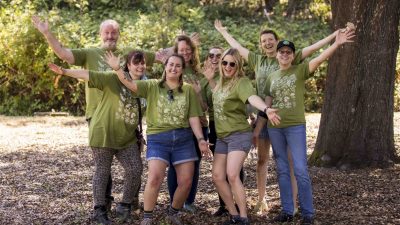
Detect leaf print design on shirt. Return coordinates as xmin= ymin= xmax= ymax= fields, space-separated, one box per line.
xmin=213 ymin=88 xmax=229 ymax=122
xmin=157 ymin=92 xmax=188 ymax=125
xmin=115 ymin=86 xmax=139 ymax=125
xmin=256 ymin=64 xmax=280 ymax=98
xmin=270 ymin=74 xmax=297 ymax=109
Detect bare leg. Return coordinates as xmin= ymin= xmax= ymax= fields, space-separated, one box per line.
xmin=143 ymin=160 xmax=168 ymax=211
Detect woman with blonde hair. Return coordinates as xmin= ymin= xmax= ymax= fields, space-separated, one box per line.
xmin=211 ymin=48 xmax=273 ymax=225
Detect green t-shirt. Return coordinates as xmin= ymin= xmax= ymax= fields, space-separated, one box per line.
xmin=248 ymin=50 xmax=302 ymax=99
xmin=183 ymin=67 xmax=200 ymax=83
xmin=200 ymin=73 xmax=220 ymax=122
xmin=213 ymin=77 xmax=256 ymax=138
xmin=88 ymin=71 xmax=141 ymax=148
xmin=265 ymin=63 xmax=311 ymax=128
xmin=135 ymin=80 xmax=203 ymax=135
xmin=71 ymin=47 xmax=155 ymax=119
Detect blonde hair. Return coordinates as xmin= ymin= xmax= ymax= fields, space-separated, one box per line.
xmin=215 ymin=48 xmax=245 ymax=91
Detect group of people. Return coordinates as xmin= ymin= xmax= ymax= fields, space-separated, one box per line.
xmin=32 ymin=15 xmax=355 ymax=225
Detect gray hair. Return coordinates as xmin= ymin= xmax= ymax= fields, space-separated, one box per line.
xmin=99 ymin=19 xmax=120 ymax=33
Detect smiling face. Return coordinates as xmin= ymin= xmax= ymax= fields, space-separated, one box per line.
xmin=207 ymin=48 xmax=223 ymax=69
xmin=165 ymin=56 xmax=184 ymax=80
xmin=99 ymin=21 xmax=119 ymax=50
xmin=277 ymin=46 xmax=295 ymax=67
xmin=221 ymin=54 xmax=237 ymax=78
xmin=177 ymin=40 xmax=193 ymax=63
xmin=260 ymin=33 xmax=278 ymax=56
xmin=127 ymin=59 xmax=146 ymax=80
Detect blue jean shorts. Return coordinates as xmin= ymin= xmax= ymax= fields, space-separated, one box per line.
xmin=146 ymin=128 xmax=198 ymax=165
xmin=215 ymin=131 xmax=253 ymax=154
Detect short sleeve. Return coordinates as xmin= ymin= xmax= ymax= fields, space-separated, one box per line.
xmin=237 ymin=78 xmax=256 ymax=103
xmin=247 ymin=51 xmax=258 ymax=71
xmin=135 ymin=80 xmax=157 ymax=98
xmin=88 ymin=71 xmax=115 ymax=90
xmin=188 ymin=86 xmax=204 ymax=117
xmin=71 ymin=49 xmax=87 ymax=66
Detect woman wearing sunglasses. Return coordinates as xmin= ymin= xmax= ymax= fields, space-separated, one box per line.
xmin=104 ymin=52 xmax=212 ymax=225
xmin=215 ymin=19 xmax=347 ymax=215
xmin=211 ymin=48 xmax=273 ymax=225
xmin=265 ymin=30 xmax=354 ymax=225
xmin=48 ymin=50 xmax=148 ymax=224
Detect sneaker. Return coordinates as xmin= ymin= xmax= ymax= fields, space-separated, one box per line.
xmin=93 ymin=206 xmax=111 ymax=225
xmin=105 ymin=196 xmax=114 ymax=212
xmin=140 ymin=218 xmax=154 ymax=225
xmin=273 ymin=211 xmax=294 ymax=222
xmin=166 ymin=213 xmax=184 ymax=225
xmin=115 ymin=203 xmax=131 ymax=222
xmin=183 ymin=203 xmax=196 ymax=214
xmin=222 ymin=215 xmax=241 ymax=225
xmin=254 ymin=201 xmax=268 ymax=215
xmin=213 ymin=206 xmax=229 ymax=217
xmin=301 ymin=216 xmax=314 ymax=225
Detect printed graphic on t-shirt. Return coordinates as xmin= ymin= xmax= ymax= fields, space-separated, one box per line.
xmin=256 ymin=64 xmax=279 ymax=97
xmin=116 ymin=86 xmax=139 ymax=125
xmin=157 ymin=92 xmax=188 ymax=124
xmin=270 ymin=74 xmax=297 ymax=109
xmin=213 ymin=88 xmax=229 ymax=121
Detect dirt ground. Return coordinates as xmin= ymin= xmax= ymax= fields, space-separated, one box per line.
xmin=0 ymin=113 xmax=399 ymax=225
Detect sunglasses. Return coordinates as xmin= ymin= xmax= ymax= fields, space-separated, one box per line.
xmin=278 ymin=50 xmax=293 ymax=55
xmin=167 ymin=90 xmax=174 ymax=102
xmin=208 ymin=53 xmax=221 ymax=59
xmin=221 ymin=61 xmax=236 ymax=67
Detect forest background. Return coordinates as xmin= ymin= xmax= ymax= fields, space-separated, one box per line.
xmin=1 ymin=0 xmax=399 ymax=116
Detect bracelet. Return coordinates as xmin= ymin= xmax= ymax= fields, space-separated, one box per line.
xmin=197 ymin=137 xmax=205 ymax=142
xmin=263 ymin=106 xmax=270 ymax=114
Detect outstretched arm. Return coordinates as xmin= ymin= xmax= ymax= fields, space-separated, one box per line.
xmin=48 ymin=63 xmax=88 ymax=81
xmin=104 ymin=51 xmax=138 ymax=92
xmin=309 ymin=29 xmax=355 ymax=73
xmin=32 ymin=16 xmax=75 ymax=64
xmin=214 ymin=20 xmax=249 ymax=61
xmin=189 ymin=117 xmax=213 ymax=159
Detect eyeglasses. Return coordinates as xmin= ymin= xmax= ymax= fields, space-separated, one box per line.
xmin=208 ymin=53 xmax=221 ymax=59
xmin=167 ymin=90 xmax=174 ymax=102
xmin=221 ymin=61 xmax=236 ymax=67
xmin=278 ymin=50 xmax=293 ymax=55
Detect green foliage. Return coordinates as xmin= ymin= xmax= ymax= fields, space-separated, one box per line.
xmin=0 ymin=0 xmax=399 ymax=115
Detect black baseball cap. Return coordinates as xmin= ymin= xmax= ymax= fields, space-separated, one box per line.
xmin=277 ymin=40 xmax=295 ymax=52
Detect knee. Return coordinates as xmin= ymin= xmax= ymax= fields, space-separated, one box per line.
xmin=177 ymin=176 xmax=193 ymax=190
xmin=212 ymin=172 xmax=224 ymax=185
xmin=227 ymin=172 xmax=239 ymax=184
xmin=147 ymin=174 xmax=163 ymax=188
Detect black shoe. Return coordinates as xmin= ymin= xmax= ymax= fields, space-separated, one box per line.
xmin=301 ymin=216 xmax=314 ymax=225
xmin=239 ymin=217 xmax=250 ymax=225
xmin=105 ymin=196 xmax=114 ymax=212
xmin=93 ymin=206 xmax=111 ymax=225
xmin=213 ymin=206 xmax=229 ymax=217
xmin=273 ymin=211 xmax=294 ymax=222
xmin=116 ymin=203 xmax=132 ymax=222
xmin=222 ymin=215 xmax=241 ymax=225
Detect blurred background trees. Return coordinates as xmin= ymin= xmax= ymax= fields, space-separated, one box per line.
xmin=0 ymin=0 xmax=399 ymax=115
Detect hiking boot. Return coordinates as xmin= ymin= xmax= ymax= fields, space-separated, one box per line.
xmin=116 ymin=203 xmax=131 ymax=222
xmin=254 ymin=201 xmax=268 ymax=215
xmin=167 ymin=213 xmax=184 ymax=225
xmin=301 ymin=216 xmax=314 ymax=225
xmin=105 ymin=196 xmax=114 ymax=212
xmin=222 ymin=215 xmax=241 ymax=225
xmin=273 ymin=211 xmax=294 ymax=222
xmin=183 ymin=203 xmax=197 ymax=214
xmin=140 ymin=218 xmax=154 ymax=225
xmin=213 ymin=206 xmax=229 ymax=217
xmin=93 ymin=206 xmax=111 ymax=225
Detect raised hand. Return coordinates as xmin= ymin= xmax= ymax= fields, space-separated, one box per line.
xmin=104 ymin=51 xmax=121 ymax=70
xmin=155 ymin=48 xmax=170 ymax=64
xmin=48 ymin=63 xmax=64 ymax=75
xmin=214 ymin=19 xmax=227 ymax=33
xmin=32 ymin=15 xmax=50 ymax=34
xmin=201 ymin=61 xmax=217 ymax=81
xmin=190 ymin=32 xmax=200 ymax=46
xmin=335 ymin=28 xmax=356 ymax=46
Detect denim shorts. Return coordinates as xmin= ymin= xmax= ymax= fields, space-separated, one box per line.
xmin=147 ymin=128 xmax=198 ymax=165
xmin=215 ymin=131 xmax=253 ymax=154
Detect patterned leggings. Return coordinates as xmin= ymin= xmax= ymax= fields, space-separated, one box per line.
xmin=91 ymin=145 xmax=143 ymax=207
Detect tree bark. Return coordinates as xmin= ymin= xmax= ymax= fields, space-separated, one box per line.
xmin=310 ymin=0 xmax=400 ymax=168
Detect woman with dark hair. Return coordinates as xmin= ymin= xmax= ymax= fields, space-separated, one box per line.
xmin=104 ymin=52 xmax=212 ymax=225
xmin=48 ymin=50 xmax=147 ymax=224
xmin=167 ymin=34 xmax=209 ymax=213
xmin=211 ymin=48 xmax=272 ymax=225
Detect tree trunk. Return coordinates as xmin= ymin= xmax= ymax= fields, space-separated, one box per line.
xmin=310 ymin=0 xmax=400 ymax=168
